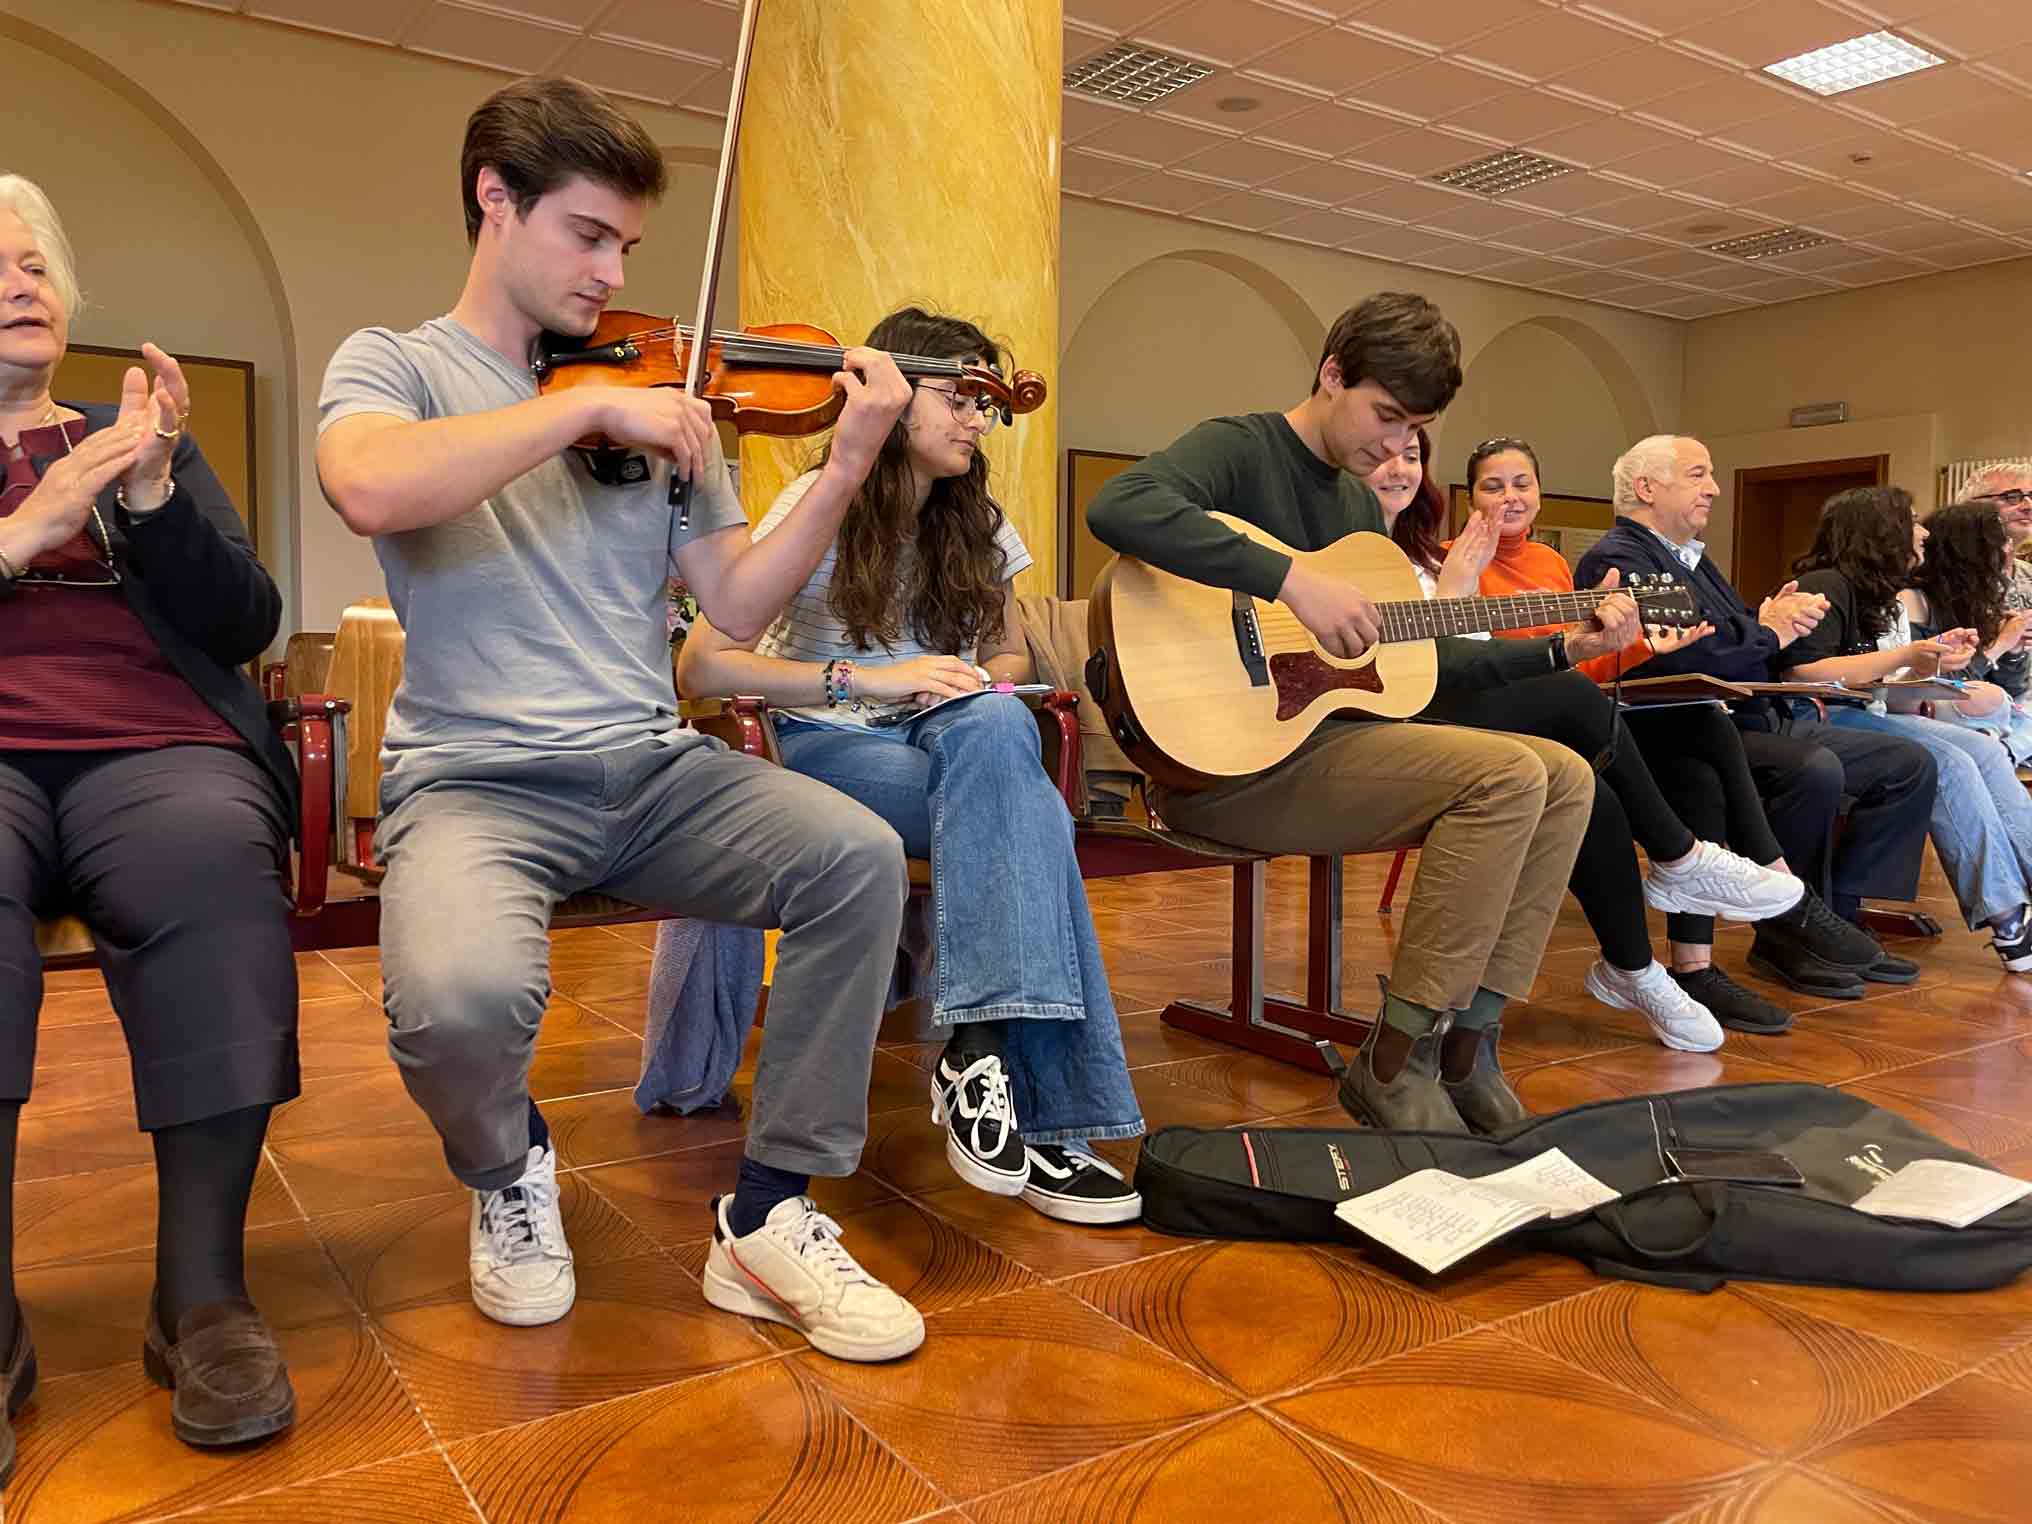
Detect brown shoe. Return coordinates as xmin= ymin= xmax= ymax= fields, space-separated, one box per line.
xmin=143 ymin=1294 xmax=296 ymax=1449
xmin=1338 ymin=1010 xmax=1468 ymax=1133
xmin=1441 ymin=1022 xmax=1529 ymax=1135
xmin=0 ymin=1311 xmax=37 ymax=1487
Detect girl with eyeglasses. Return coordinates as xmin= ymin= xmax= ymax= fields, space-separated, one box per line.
xmin=0 ymin=176 xmax=299 ymax=1470
xmin=1360 ymin=433 xmax=1863 ymax=1048
xmin=678 ymin=306 xmax=1142 ymax=1227
xmin=1781 ymin=486 xmax=2032 ymax=973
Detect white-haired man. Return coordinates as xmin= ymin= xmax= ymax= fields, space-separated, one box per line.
xmin=1576 ymin=435 xmax=1937 ymax=998
xmin=1961 ymin=462 xmax=2032 ymax=696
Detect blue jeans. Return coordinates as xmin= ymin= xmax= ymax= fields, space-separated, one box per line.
xmin=776 ymin=695 xmax=1144 ymax=1145
xmin=1832 ymin=707 xmax=2032 ymax=929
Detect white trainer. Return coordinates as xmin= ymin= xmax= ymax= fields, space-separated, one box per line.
xmin=702 ymin=1195 xmax=925 ymax=1363
xmin=1642 ymin=841 xmax=1804 ymax=922
xmin=469 ymin=1143 xmax=576 ymax=1326
xmin=1584 ymin=959 xmax=1725 ymax=1053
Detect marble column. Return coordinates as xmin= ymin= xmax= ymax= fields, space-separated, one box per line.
xmin=738 ymin=0 xmax=1062 ymax=595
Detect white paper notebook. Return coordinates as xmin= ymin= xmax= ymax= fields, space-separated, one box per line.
xmin=1851 ymin=1159 xmax=2032 ymax=1229
xmin=1333 ymin=1149 xmax=1620 ymax=1275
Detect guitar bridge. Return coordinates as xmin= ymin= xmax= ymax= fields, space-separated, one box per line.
xmin=1232 ymin=593 xmax=1269 ymax=687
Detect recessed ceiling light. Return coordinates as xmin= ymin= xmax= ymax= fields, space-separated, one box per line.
xmin=1763 ymin=30 xmax=1944 ymax=97
xmin=1684 ymin=221 xmax=1729 ymax=236
xmin=1215 ymin=96 xmax=1260 ymax=113
xmin=1705 ymin=226 xmax=1833 ymax=259
xmin=1430 ymin=148 xmax=1574 ymax=197
xmin=1064 ymin=44 xmax=1214 ymax=105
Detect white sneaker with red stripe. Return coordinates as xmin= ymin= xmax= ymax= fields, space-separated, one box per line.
xmin=701 ymin=1195 xmax=924 ymax=1363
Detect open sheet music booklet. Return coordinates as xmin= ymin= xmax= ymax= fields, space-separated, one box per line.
xmin=1851 ymin=1159 xmax=2032 ymax=1228
xmin=1333 ymin=1148 xmax=1620 ymax=1275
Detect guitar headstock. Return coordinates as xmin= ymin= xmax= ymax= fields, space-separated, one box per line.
xmin=1625 ymin=573 xmax=1703 ymax=629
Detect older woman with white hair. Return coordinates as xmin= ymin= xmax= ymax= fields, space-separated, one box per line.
xmin=0 ymin=175 xmax=298 ymax=1476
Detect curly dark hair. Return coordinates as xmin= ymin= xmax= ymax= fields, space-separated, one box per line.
xmin=1387 ymin=425 xmax=1448 ymax=576
xmin=1911 ymin=500 xmax=2011 ymax=644
xmin=1790 ymin=485 xmax=1918 ymax=641
xmin=815 ymin=307 xmax=1011 ymax=655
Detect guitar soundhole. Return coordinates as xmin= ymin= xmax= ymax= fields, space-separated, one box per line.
xmin=1268 ymin=651 xmax=1384 ymax=720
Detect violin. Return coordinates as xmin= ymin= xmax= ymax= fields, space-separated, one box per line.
xmin=532 ymin=311 xmax=1047 ymax=439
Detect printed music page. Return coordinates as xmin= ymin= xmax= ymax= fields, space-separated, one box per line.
xmin=1851 ymin=1159 xmax=2032 ymax=1228
xmin=1334 ymin=1149 xmax=1619 ymax=1273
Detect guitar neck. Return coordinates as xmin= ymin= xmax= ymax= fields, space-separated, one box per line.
xmin=1373 ymin=590 xmax=1622 ymax=641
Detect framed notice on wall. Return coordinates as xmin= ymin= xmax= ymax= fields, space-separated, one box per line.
xmin=52 ymin=345 xmax=258 ymax=558
xmin=1063 ymin=449 xmax=1142 ymax=602
xmin=1447 ymin=484 xmax=1615 ymax=573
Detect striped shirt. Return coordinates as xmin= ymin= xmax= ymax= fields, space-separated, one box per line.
xmin=753 ymin=470 xmax=1032 ymax=729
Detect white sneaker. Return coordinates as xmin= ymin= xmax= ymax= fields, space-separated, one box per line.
xmin=468 ymin=1144 xmax=575 ymax=1326
xmin=1642 ymin=841 xmax=1805 ymax=922
xmin=1584 ymin=959 xmax=1725 ymax=1053
xmin=701 ymin=1195 xmax=925 ymax=1362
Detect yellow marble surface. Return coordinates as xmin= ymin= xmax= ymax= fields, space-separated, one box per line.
xmin=738 ymin=0 xmax=1061 ymax=595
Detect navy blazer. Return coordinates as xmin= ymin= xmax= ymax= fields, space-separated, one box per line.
xmin=63 ymin=401 xmax=296 ymax=825
xmin=1575 ymin=516 xmax=1782 ymax=685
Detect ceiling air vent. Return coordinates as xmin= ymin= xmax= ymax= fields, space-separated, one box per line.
xmin=1065 ymin=44 xmax=1214 ymax=105
xmin=1704 ymin=226 xmax=1833 ymax=260
xmin=1430 ymin=148 xmax=1574 ymax=197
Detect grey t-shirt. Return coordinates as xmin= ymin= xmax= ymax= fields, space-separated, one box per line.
xmin=318 ymin=316 xmax=747 ymax=797
xmin=753 ymin=469 xmax=1032 ymax=729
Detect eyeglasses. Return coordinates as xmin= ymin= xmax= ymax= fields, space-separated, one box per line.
xmin=6 ymin=415 xmax=121 ymax=589
xmin=918 ymin=383 xmax=1002 ymax=431
xmin=1974 ymin=489 xmax=2032 ymax=509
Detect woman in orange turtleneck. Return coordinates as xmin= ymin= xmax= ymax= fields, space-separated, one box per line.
xmin=1438 ymin=436 xmax=1845 ymax=1039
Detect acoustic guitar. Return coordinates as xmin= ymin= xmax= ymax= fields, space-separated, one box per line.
xmin=1085 ymin=515 xmax=1704 ymax=791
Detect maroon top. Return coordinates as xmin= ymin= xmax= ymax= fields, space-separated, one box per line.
xmin=1 ymin=415 xmax=241 ymax=751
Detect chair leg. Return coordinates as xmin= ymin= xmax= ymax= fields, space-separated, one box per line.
xmin=1162 ymin=857 xmax=1372 ymax=1073
xmin=1378 ymin=847 xmax=1409 ymax=913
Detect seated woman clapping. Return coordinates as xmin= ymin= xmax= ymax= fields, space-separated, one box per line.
xmin=677 ymin=307 xmax=1142 ymax=1226
xmin=1903 ymin=499 xmax=2032 ymax=765
xmin=0 ymin=175 xmax=298 ymax=1474
xmin=1781 ymin=487 xmax=2032 ymax=973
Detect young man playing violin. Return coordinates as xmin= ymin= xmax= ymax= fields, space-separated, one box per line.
xmin=317 ymin=78 xmax=928 ymax=1362
xmin=1088 ymin=292 xmax=1642 ymax=1133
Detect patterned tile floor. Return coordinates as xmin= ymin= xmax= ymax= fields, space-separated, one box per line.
xmin=8 ymin=851 xmax=2031 ymax=1522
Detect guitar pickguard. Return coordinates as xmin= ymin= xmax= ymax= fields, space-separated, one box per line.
xmin=1268 ymin=651 xmax=1385 ymax=720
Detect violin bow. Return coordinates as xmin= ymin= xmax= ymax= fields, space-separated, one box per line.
xmin=673 ymin=0 xmax=763 ymax=529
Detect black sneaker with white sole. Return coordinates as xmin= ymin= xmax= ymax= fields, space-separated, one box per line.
xmin=931 ymin=1053 xmax=1029 ymax=1196
xmin=1020 ymin=1145 xmax=1142 ymax=1224
xmin=1995 ymin=924 xmax=2032 ymax=973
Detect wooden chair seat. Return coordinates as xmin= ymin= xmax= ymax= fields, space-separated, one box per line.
xmin=33 ymin=914 xmax=95 ymax=960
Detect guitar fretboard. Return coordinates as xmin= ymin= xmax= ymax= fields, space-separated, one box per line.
xmin=1374 ymin=590 xmax=1662 ymax=642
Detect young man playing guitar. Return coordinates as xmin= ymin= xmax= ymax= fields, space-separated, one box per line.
xmin=317 ymin=78 xmax=927 ymax=1361
xmin=1087 ymin=293 xmax=1641 ymax=1132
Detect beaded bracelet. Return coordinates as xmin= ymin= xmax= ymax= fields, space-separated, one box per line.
xmin=821 ymin=658 xmax=840 ymax=707
xmin=837 ymin=659 xmax=856 ymax=703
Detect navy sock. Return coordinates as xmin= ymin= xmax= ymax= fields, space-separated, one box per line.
xmin=526 ymin=1095 xmax=551 ymax=1157
xmin=727 ymin=1155 xmax=809 ymax=1238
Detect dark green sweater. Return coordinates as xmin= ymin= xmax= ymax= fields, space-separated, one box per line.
xmin=1085 ymin=411 xmax=1560 ymax=690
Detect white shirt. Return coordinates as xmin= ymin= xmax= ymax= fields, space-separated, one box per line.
xmin=1643 ymin=522 xmax=1706 ymax=573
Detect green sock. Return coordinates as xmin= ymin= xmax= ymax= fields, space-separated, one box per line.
xmin=1381 ymin=991 xmax=1442 ymax=1038
xmin=1455 ymin=987 xmax=1507 ymax=1031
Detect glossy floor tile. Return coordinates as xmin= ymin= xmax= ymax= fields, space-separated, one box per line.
xmin=5 ymin=854 xmax=2030 ymax=1522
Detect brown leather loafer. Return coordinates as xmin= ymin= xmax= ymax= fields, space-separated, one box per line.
xmin=0 ymin=1312 xmax=37 ymax=1487
xmin=142 ymin=1295 xmax=296 ymax=1448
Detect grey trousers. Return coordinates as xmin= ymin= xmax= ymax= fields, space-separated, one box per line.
xmin=377 ymin=736 xmax=906 ymax=1191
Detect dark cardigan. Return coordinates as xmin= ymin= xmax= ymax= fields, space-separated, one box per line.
xmin=60 ymin=401 xmax=296 ymax=824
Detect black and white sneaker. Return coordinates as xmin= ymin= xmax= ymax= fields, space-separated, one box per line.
xmin=1995 ymin=924 xmax=2032 ymax=973
xmin=930 ymin=1053 xmax=1028 ymax=1196
xmin=1020 ymin=1145 xmax=1142 ymax=1225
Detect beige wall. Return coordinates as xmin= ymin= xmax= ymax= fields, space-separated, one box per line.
xmin=6 ymin=0 xmax=733 ymax=639
xmin=1058 ymin=198 xmax=1685 ymax=559
xmin=1683 ymin=257 xmax=2032 ymax=569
